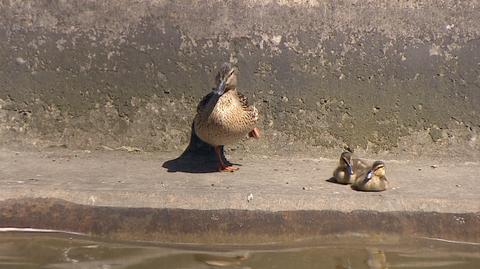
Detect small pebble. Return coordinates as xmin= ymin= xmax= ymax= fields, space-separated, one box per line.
xmin=431 ymin=165 xmax=438 ymax=168
xmin=211 ymin=183 xmax=215 ymax=187
xmin=247 ymin=193 xmax=253 ymax=202
xmin=456 ymin=184 xmax=461 ymax=187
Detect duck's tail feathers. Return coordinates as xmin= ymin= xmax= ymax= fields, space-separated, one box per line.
xmin=184 ymin=123 xmax=212 ymax=155
xmin=182 ymin=123 xmax=230 ymax=165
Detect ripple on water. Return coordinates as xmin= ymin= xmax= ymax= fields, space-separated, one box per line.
xmin=0 ymin=231 xmax=479 ymax=269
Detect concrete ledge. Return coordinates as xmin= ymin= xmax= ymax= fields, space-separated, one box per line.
xmin=0 ymin=149 xmax=479 ymax=243
xmin=1 ymin=198 xmax=479 ymax=244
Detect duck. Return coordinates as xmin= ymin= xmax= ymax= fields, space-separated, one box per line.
xmin=351 ymin=161 xmax=388 ymax=191
xmin=332 ymin=151 xmax=370 ymax=184
xmin=193 ymin=63 xmax=260 ymax=172
xmin=366 ymin=248 xmax=388 ymax=269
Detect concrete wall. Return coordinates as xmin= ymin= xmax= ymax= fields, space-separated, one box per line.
xmin=0 ymin=0 xmax=479 ymax=156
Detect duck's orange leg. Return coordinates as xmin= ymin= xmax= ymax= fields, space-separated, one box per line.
xmin=248 ymin=127 xmax=260 ymax=139
xmin=214 ymin=146 xmax=239 ymax=172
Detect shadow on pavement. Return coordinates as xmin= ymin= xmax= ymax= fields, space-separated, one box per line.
xmin=162 ymin=124 xmax=236 ymax=173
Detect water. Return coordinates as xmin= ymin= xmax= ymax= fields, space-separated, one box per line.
xmin=0 ymin=231 xmax=479 ymax=269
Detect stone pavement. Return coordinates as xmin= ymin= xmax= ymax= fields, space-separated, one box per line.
xmin=0 ymin=148 xmax=478 ymax=243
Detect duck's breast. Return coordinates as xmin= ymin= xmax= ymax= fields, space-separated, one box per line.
xmin=194 ymin=91 xmax=257 ymax=146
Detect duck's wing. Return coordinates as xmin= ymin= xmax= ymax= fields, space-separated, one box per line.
xmin=236 ymin=91 xmax=250 ymax=109
xmin=236 ymin=90 xmax=259 ymax=122
xmin=196 ymin=91 xmax=216 ymax=113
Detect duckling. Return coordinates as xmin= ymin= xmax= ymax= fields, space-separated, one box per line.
xmin=194 ymin=63 xmax=260 ymax=172
xmin=333 ymin=151 xmax=370 ymax=184
xmin=352 ymin=161 xmax=388 ymax=192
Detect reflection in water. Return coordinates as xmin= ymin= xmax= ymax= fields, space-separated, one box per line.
xmin=194 ymin=252 xmax=250 ymax=267
xmin=0 ymin=232 xmax=479 ymax=269
xmin=366 ymin=248 xmax=388 ymax=269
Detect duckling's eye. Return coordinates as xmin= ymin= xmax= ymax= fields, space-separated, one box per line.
xmin=375 ymin=165 xmax=384 ymax=170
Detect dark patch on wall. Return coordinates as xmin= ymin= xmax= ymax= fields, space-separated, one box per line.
xmin=0 ymin=0 xmax=479 ymax=155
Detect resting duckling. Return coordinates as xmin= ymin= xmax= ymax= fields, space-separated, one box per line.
xmin=193 ymin=63 xmax=260 ymax=172
xmin=333 ymin=151 xmax=370 ymax=184
xmin=351 ymin=161 xmax=388 ymax=192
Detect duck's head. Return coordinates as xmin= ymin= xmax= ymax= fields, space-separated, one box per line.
xmin=366 ymin=161 xmax=386 ymax=180
xmin=340 ymin=151 xmax=353 ymax=175
xmin=214 ymin=62 xmax=237 ymax=96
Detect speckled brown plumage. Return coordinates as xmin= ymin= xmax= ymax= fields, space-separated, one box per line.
xmin=192 ymin=63 xmax=259 ymax=172
xmin=194 ymin=89 xmax=258 ymax=146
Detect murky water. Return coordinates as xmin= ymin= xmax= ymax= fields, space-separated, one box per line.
xmin=0 ymin=231 xmax=479 ymax=269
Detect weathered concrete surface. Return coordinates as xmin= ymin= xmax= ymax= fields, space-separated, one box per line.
xmin=0 ymin=149 xmax=479 ymax=243
xmin=0 ymin=0 xmax=479 ymax=156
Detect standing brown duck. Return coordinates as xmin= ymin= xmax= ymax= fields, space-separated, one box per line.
xmin=193 ymin=63 xmax=260 ymax=172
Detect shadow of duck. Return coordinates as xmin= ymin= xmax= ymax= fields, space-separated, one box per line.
xmin=162 ymin=124 xmax=240 ymax=173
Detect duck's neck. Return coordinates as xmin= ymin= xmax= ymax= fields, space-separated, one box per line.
xmin=208 ymin=92 xmax=221 ymax=106
xmin=203 ymin=91 xmax=223 ymax=116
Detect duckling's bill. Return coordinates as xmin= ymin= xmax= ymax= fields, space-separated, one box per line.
xmin=342 ymin=156 xmax=353 ymax=175
xmin=347 ymin=164 xmax=353 ymax=175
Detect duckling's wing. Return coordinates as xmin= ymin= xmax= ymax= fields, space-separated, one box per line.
xmin=352 ymin=158 xmax=371 ymax=173
xmin=197 ymin=91 xmax=215 ymax=113
xmin=353 ymin=168 xmax=368 ymax=183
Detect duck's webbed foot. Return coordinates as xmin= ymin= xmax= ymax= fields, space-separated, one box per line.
xmin=218 ymin=164 xmax=239 ymax=172
xmin=215 ymin=146 xmax=239 ymax=172
xmin=248 ymin=127 xmax=260 ymax=139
